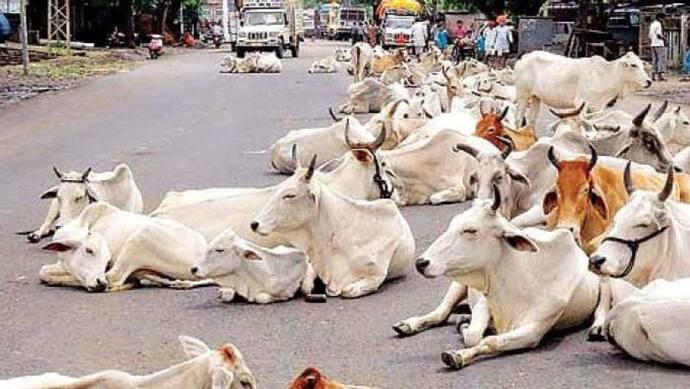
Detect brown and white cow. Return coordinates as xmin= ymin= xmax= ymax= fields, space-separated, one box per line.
xmin=288 ymin=367 xmax=377 ymax=389
xmin=474 ymin=105 xmax=536 ymax=151
xmin=371 ymin=48 xmax=409 ymax=74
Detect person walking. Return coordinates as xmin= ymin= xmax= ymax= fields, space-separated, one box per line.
xmin=367 ymin=22 xmax=379 ymax=47
xmin=650 ymin=12 xmax=667 ymax=81
xmin=483 ymin=21 xmax=497 ymax=67
xmin=411 ymin=19 xmax=427 ymax=59
xmin=494 ymin=15 xmax=513 ymax=69
xmin=435 ymin=22 xmax=450 ymax=52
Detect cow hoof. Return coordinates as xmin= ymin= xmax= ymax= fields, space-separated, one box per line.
xmin=587 ymin=326 xmax=605 ymax=342
xmin=441 ymin=351 xmax=463 ymax=370
xmin=392 ymin=322 xmax=415 ymax=337
xmin=456 ymin=322 xmax=469 ymax=336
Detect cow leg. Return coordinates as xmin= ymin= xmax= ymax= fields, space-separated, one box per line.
xmin=254 ymin=292 xmax=276 ymax=304
xmin=393 ymin=282 xmax=468 ymax=336
xmin=526 ymin=97 xmax=541 ymax=128
xmin=341 ymin=273 xmax=386 ymax=298
xmin=134 ymin=272 xmax=216 ymax=289
xmin=510 ymin=205 xmax=546 ymax=227
xmin=300 ymin=263 xmax=317 ymax=295
xmin=219 ymin=287 xmax=237 ymax=302
xmin=29 ymin=199 xmax=60 ymax=243
xmin=459 ymin=292 xmax=491 ymax=347
xmin=429 ymin=186 xmax=466 ymax=205
xmin=441 ymin=320 xmax=553 ymax=370
xmin=38 ymin=262 xmax=81 ymax=287
xmin=588 ymin=277 xmax=611 ymax=341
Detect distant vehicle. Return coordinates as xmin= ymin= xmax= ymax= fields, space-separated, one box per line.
xmin=303 ymin=9 xmax=315 ymax=38
xmin=236 ymin=0 xmax=304 ymax=59
xmin=605 ymin=7 xmax=640 ymax=53
xmin=381 ymin=10 xmax=416 ymax=49
xmin=336 ymin=6 xmax=366 ymax=40
xmin=0 ymin=11 xmax=11 ymax=43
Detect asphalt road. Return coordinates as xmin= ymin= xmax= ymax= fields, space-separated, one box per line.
xmin=1 ymin=42 xmax=690 ymax=388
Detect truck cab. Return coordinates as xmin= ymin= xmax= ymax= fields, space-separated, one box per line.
xmin=382 ymin=11 xmax=416 ymax=49
xmin=236 ymin=0 xmax=303 ymax=59
xmin=337 ymin=7 xmax=366 ymax=40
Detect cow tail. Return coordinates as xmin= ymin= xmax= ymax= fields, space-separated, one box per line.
xmin=353 ymin=45 xmax=361 ymax=80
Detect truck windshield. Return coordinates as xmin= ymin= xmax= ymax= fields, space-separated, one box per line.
xmin=386 ymin=18 xmax=413 ymax=29
xmin=245 ymin=12 xmax=285 ymax=26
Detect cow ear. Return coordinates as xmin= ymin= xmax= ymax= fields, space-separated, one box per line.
xmin=178 ymin=335 xmax=210 ymax=358
xmin=351 ymin=149 xmax=372 ymax=163
xmin=242 ymin=249 xmax=261 ymax=261
xmin=41 ymin=241 xmax=75 ymax=252
xmin=589 ymin=188 xmax=609 ymax=219
xmin=542 ymin=190 xmax=558 ymax=215
xmin=502 ymin=231 xmax=539 ymax=252
xmin=40 ymin=186 xmax=59 ymax=199
xmin=507 ymin=169 xmax=530 ymax=187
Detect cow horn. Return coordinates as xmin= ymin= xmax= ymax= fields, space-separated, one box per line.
xmin=329 ymin=107 xmax=342 ymax=122
xmin=676 ymin=106 xmax=682 ymax=114
xmin=496 ymin=136 xmax=514 ymax=159
xmin=422 ymin=107 xmax=434 ymax=119
xmin=344 ymin=119 xmax=356 ymax=149
xmin=386 ymin=99 xmax=408 ymax=121
xmin=370 ymin=125 xmax=387 ymax=151
xmin=291 ymin=144 xmax=299 ymax=168
xmin=623 ymin=161 xmax=635 ymax=196
xmin=633 ymin=103 xmax=652 ymax=128
xmin=547 ymin=146 xmax=560 ymax=169
xmin=653 ymin=100 xmax=668 ymax=122
xmin=304 ymin=154 xmax=317 ymax=181
xmin=453 ymin=143 xmax=479 ymax=158
xmin=491 ymin=183 xmax=501 ymax=212
xmin=588 ymin=145 xmax=598 ymax=172
xmin=52 ymin=166 xmax=63 ymax=179
xmin=499 ymin=106 xmax=509 ymax=122
xmin=442 ymin=65 xmax=452 ymax=81
xmin=658 ymin=166 xmax=674 ymax=202
xmin=81 ymin=167 xmax=92 ymax=182
xmin=521 ymin=116 xmax=527 ymax=128
xmin=549 ymin=102 xmax=586 ymax=119
xmin=456 ymin=62 xmax=468 ymax=78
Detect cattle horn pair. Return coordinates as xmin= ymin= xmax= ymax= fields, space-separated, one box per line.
xmin=496 ymin=136 xmax=514 ymax=159
xmin=344 ymin=119 xmax=386 ymax=151
xmin=659 ymin=166 xmax=675 ymax=202
xmin=549 ymin=102 xmax=586 ymax=119
xmin=328 ymin=107 xmax=342 ymax=122
xmin=632 ymin=103 xmax=652 ymax=128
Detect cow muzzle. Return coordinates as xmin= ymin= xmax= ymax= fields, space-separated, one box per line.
xmin=588 ymin=254 xmax=606 ymax=273
xmin=645 ymin=80 xmax=652 ymax=89
xmin=86 ymin=278 xmax=108 ymax=293
xmin=415 ymin=257 xmax=430 ymax=275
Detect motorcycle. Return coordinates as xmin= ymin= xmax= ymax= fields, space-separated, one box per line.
xmin=213 ymin=33 xmax=224 ymax=49
xmin=148 ymin=34 xmax=163 ymax=59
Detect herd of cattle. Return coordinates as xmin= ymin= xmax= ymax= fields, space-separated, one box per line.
xmin=6 ymin=42 xmax=690 ymax=387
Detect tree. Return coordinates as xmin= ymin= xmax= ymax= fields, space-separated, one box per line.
xmin=440 ymin=0 xmax=544 ymax=18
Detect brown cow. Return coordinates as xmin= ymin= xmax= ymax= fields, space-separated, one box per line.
xmin=288 ymin=367 xmax=376 ymax=389
xmin=372 ymin=49 xmax=409 ymax=74
xmin=474 ymin=106 xmax=536 ymax=151
xmin=543 ymin=146 xmax=690 ymax=254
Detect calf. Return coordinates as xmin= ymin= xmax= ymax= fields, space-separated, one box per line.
xmin=40 ymin=202 xmax=212 ymax=292
xmin=191 ymin=228 xmax=314 ymax=304
xmin=24 ymin=164 xmax=143 ymax=243
xmin=0 ymin=336 xmax=255 ymax=389
xmin=474 ymin=105 xmax=536 ymax=151
xmin=308 ymin=56 xmax=339 ymax=74
xmin=251 ymin=156 xmax=415 ymax=298
xmin=411 ymin=192 xmax=602 ymax=369
xmin=289 ymin=367 xmax=377 ymax=389
xmin=371 ymin=48 xmax=409 ymax=74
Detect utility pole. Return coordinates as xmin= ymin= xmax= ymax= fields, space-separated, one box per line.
xmin=221 ymin=0 xmax=229 ymax=42
xmin=19 ymin=0 xmax=29 ymax=76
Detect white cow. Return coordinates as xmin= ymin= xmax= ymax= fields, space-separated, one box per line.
xmin=656 ymin=105 xmax=690 ymax=154
xmin=605 ymin=278 xmax=690 ymax=366
xmin=191 ymin=228 xmax=314 ymax=304
xmin=270 ymin=113 xmax=371 ymax=173
xmin=515 ymin=51 xmax=652 ymax=126
xmin=40 ymin=202 xmax=212 ymax=292
xmin=381 ymin=129 xmax=499 ymax=205
xmin=308 ymin=56 xmax=339 ymax=73
xmin=351 ymin=42 xmax=374 ymax=82
xmin=250 ymin=156 xmax=415 ymax=298
xmin=220 ymin=52 xmax=282 ymax=73
xmin=0 ymin=336 xmax=256 ymax=389
xmin=339 ymin=78 xmax=393 ymax=114
xmin=24 ymin=164 xmax=143 ymax=243
xmin=334 ymin=47 xmax=352 ymax=62
xmin=409 ymin=194 xmax=605 ymax=369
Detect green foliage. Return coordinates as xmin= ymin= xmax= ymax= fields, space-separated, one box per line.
xmin=440 ymin=0 xmax=544 ymax=17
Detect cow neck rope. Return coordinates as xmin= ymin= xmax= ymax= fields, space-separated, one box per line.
xmin=602 ymin=226 xmax=669 ymax=278
xmin=372 ymin=153 xmax=394 ymax=199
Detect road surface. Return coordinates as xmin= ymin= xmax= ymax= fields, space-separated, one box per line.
xmin=1 ymin=42 xmax=689 ymax=388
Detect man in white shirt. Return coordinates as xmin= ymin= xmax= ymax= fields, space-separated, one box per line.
xmin=411 ymin=19 xmax=428 ymax=59
xmin=494 ymin=15 xmax=513 ymax=69
xmin=483 ymin=21 xmax=497 ymax=67
xmin=649 ymin=12 xmax=667 ymax=81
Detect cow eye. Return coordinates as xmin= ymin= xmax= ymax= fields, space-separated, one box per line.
xmin=75 ymin=196 xmax=84 ymax=203
xmin=462 ymin=228 xmax=478 ymax=235
xmin=635 ymin=223 xmax=650 ymax=229
xmin=282 ymin=194 xmax=296 ymax=200
xmin=631 ymin=64 xmax=638 ymax=68
xmin=215 ymin=249 xmax=225 ymax=254
xmin=683 ymin=121 xmax=689 ymax=126
xmin=493 ymin=175 xmax=503 ymax=184
xmin=85 ymin=248 xmax=94 ymax=255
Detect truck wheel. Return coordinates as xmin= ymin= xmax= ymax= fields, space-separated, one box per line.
xmin=291 ymin=42 xmax=299 ymax=58
xmin=237 ymin=48 xmax=245 ymax=58
xmin=276 ymin=44 xmax=284 ymax=59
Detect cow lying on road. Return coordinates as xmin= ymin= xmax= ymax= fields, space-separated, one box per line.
xmin=40 ymin=202 xmax=212 ymax=292
xmin=23 ymin=164 xmax=143 ymax=243
xmin=191 ymin=228 xmax=314 ymax=304
xmin=251 ymin=156 xmax=415 ymax=298
xmin=220 ymin=52 xmax=282 ymax=73
xmin=308 ymin=56 xmax=339 ymax=74
xmin=289 ymin=367 xmax=377 ymax=389
xmin=0 ymin=336 xmax=256 ymax=389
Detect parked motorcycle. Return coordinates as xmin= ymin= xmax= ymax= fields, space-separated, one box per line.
xmin=213 ymin=33 xmax=224 ymax=49
xmin=148 ymin=34 xmax=163 ymax=59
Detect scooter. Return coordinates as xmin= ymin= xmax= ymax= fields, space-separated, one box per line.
xmin=148 ymin=34 xmax=163 ymax=59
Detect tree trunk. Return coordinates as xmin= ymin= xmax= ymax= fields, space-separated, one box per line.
xmin=123 ymin=0 xmax=136 ymax=48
